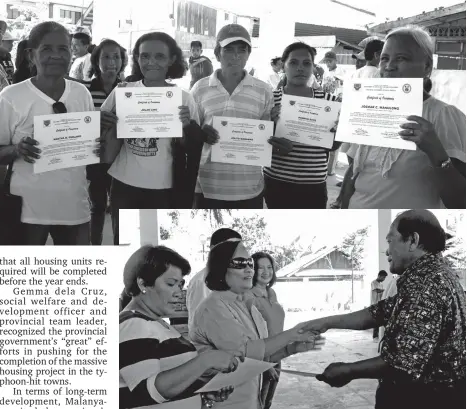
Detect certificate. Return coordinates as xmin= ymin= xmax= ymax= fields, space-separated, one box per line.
xmin=196 ymin=358 xmax=276 ymax=393
xmin=116 ymin=87 xmax=182 ymax=139
xmin=335 ymin=78 xmax=423 ymax=150
xmin=276 ymin=95 xmax=341 ymax=149
xmin=33 ymin=111 xmax=100 ymax=174
xmin=211 ymin=117 xmax=274 ymax=167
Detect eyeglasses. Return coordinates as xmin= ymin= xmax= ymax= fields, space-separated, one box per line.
xmin=52 ymin=102 xmax=67 ymax=114
xmin=228 ymin=257 xmax=254 ymax=269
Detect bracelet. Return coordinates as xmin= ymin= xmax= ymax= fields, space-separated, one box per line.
xmin=201 ymin=393 xmax=214 ymax=408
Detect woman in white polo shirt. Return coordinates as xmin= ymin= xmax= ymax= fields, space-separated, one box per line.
xmin=0 ymin=21 xmax=100 ymax=245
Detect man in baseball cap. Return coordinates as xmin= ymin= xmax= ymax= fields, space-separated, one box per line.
xmin=190 ymin=23 xmax=275 ymax=209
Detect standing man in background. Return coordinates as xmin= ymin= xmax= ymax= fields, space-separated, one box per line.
xmin=371 ymin=270 xmax=387 ymax=342
xmin=188 ymin=40 xmax=213 ymax=89
xmin=69 ymin=32 xmax=93 ymax=81
xmin=353 ymin=39 xmax=384 ymax=78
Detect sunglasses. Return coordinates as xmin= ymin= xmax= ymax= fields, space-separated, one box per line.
xmin=52 ymin=102 xmax=67 ymax=114
xmin=228 ymin=257 xmax=254 ymax=269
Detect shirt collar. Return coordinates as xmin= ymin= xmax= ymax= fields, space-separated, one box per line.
xmin=209 ymin=69 xmax=253 ymax=88
xmin=212 ymin=290 xmax=246 ymax=302
xmin=397 ymin=252 xmax=443 ymax=287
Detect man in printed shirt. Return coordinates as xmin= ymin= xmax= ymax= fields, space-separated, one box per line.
xmin=191 ymin=23 xmax=274 ymax=209
xmin=300 ymin=209 xmax=466 ymax=409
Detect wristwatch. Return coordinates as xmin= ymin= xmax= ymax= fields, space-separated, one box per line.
xmin=436 ymin=157 xmax=453 ymax=169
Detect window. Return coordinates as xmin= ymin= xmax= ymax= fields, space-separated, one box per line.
xmin=7 ymin=5 xmax=20 ymax=19
xmin=225 ymin=13 xmax=229 ymax=20
xmin=60 ymin=9 xmax=65 ymax=18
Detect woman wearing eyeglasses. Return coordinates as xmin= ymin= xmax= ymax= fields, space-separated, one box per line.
xmin=0 ymin=21 xmax=100 ymax=245
xmin=189 ymin=239 xmax=325 ymax=409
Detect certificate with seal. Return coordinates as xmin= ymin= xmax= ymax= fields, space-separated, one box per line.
xmin=116 ymin=87 xmax=182 ymax=138
xmin=33 ymin=111 xmax=100 ymax=174
xmin=276 ymin=95 xmax=341 ymax=149
xmin=211 ymin=117 xmax=274 ymax=167
xmin=335 ymin=78 xmax=423 ymax=150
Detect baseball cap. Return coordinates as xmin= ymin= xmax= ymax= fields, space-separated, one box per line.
xmin=217 ymin=24 xmax=252 ymax=47
xmin=323 ymin=51 xmax=337 ymax=61
xmin=2 ymin=32 xmax=18 ymax=41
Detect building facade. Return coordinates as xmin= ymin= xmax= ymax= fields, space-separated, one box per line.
xmin=369 ymin=3 xmax=466 ymax=70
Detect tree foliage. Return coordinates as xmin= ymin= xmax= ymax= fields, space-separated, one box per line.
xmin=230 ymin=214 xmax=272 ymax=253
xmin=190 ymin=209 xmax=232 ymax=227
xmin=338 ymin=227 xmax=370 ymax=272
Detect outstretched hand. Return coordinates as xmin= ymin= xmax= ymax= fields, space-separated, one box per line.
xmin=297 ymin=317 xmax=330 ymax=335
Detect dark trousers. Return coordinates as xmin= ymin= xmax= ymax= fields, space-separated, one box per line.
xmin=264 ymin=175 xmax=328 ymax=209
xmin=194 ymin=193 xmax=263 ymax=209
xmin=375 ymin=379 xmax=466 ymax=409
xmin=110 ymin=178 xmax=172 ymax=245
xmin=261 ymin=362 xmax=280 ymax=409
xmin=21 ymin=222 xmax=90 ymax=245
xmin=87 ymin=164 xmax=111 ymax=245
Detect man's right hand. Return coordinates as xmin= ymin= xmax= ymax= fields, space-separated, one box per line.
xmin=202 ymin=124 xmax=220 ymax=145
xmin=297 ymin=317 xmax=330 ymax=334
xmin=15 ymin=136 xmax=41 ymax=163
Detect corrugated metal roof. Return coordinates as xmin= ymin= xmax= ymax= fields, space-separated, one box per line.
xmin=294 ymin=23 xmax=368 ymax=46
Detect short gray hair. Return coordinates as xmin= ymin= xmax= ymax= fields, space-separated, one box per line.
xmin=386 ymin=25 xmax=434 ymax=73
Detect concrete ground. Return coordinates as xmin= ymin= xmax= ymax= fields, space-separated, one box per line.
xmin=274 ymin=312 xmax=379 ymax=409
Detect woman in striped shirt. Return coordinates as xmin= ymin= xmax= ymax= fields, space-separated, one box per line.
xmin=82 ymin=39 xmax=127 ymax=245
xmin=264 ymin=42 xmax=341 ymax=209
xmin=120 ymin=245 xmax=239 ymax=409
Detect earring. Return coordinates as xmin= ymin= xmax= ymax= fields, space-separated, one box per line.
xmin=142 ymin=290 xmax=146 ymax=294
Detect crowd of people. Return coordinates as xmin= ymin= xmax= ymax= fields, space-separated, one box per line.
xmin=119 ymin=209 xmax=466 ymax=409
xmin=0 ymin=19 xmax=465 ymax=245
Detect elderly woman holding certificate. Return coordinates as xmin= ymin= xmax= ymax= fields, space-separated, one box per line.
xmin=0 ymin=21 xmax=101 ymax=245
xmin=190 ymin=238 xmax=325 ymax=409
xmin=344 ymin=25 xmax=465 ymax=209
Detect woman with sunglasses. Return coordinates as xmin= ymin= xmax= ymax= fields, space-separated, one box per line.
xmin=82 ymin=39 xmax=128 ymax=245
xmin=244 ymin=252 xmax=285 ymax=409
xmin=0 ymin=21 xmax=100 ymax=245
xmin=190 ymin=239 xmax=325 ymax=409
xmin=101 ymin=32 xmax=204 ymax=245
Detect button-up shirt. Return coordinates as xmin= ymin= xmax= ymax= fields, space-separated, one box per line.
xmin=369 ymin=253 xmax=466 ymax=384
xmin=189 ymin=290 xmax=268 ymax=409
xmin=191 ymin=70 xmax=274 ymax=201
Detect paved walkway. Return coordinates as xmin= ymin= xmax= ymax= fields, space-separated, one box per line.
xmin=274 ymin=312 xmax=379 ymax=409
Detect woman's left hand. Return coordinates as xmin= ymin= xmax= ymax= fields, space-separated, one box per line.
xmin=399 ymin=115 xmax=448 ymax=164
xmin=179 ymin=105 xmax=191 ymax=128
xmin=204 ymin=386 xmax=235 ymax=402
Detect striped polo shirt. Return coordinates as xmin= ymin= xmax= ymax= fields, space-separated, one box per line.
xmin=264 ymin=87 xmax=338 ymax=184
xmin=120 ymin=311 xmax=203 ymax=408
xmin=83 ymin=77 xmax=121 ymax=108
xmin=191 ymin=70 xmax=274 ymax=201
